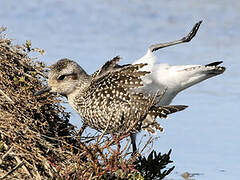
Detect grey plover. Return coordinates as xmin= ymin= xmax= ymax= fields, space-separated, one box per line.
xmin=133 ymin=21 xmax=226 ymax=105
xmin=36 ymin=57 xmax=187 ymax=148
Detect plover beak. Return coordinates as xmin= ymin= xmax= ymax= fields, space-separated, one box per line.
xmin=34 ymin=87 xmax=51 ymax=96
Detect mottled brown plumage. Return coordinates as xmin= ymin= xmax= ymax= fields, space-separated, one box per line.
xmin=39 ymin=57 xmax=187 ymax=134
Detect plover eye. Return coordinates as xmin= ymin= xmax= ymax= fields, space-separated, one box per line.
xmin=58 ymin=75 xmax=66 ymax=80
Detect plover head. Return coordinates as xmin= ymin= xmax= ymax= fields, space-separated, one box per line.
xmin=35 ymin=58 xmax=90 ymax=96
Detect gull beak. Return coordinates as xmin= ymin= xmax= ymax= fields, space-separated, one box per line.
xmin=34 ymin=87 xmax=51 ymax=96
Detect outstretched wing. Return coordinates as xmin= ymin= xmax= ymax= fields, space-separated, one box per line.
xmin=92 ymin=56 xmax=133 ymax=79
xmin=80 ymin=56 xmax=187 ymax=133
xmin=79 ymin=57 xmax=152 ymax=132
xmin=88 ymin=57 xmax=150 ymax=97
xmin=92 ymin=56 xmax=121 ymax=78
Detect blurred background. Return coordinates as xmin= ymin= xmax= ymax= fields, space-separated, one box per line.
xmin=0 ymin=0 xmax=239 ymax=179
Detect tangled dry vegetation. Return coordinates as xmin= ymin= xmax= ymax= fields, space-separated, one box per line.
xmin=0 ymin=27 xmax=174 ymax=179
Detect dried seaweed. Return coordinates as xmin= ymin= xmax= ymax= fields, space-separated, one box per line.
xmin=0 ymin=28 xmax=174 ymax=179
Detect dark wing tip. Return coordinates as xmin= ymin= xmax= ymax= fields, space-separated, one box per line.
xmin=205 ymin=61 xmax=223 ymax=67
xmin=164 ymin=105 xmax=188 ymax=114
xmin=176 ymin=105 xmax=188 ymax=111
xmin=151 ymin=105 xmax=188 ymax=119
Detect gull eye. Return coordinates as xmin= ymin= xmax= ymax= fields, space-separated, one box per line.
xmin=58 ymin=75 xmax=66 ymax=80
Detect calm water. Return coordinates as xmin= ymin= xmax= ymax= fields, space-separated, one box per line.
xmin=1 ymin=0 xmax=239 ymax=179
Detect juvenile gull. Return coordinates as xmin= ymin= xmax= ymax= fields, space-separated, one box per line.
xmin=133 ymin=21 xmax=226 ymax=105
